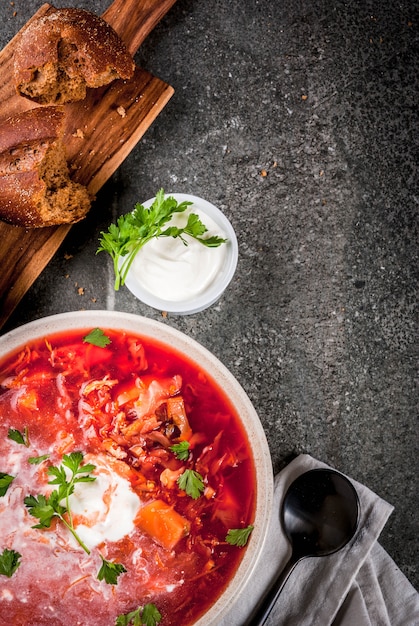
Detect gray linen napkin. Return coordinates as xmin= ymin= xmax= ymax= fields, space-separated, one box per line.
xmin=218 ymin=454 xmax=419 ymax=625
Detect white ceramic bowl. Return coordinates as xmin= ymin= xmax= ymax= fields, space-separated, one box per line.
xmin=0 ymin=311 xmax=273 ymax=625
xmin=124 ymin=194 xmax=238 ymax=315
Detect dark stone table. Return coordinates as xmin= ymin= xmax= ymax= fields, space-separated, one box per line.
xmin=1 ymin=0 xmax=417 ymax=591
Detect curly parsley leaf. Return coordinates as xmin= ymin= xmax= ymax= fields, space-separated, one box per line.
xmin=83 ymin=328 xmax=112 ymax=348
xmin=0 ymin=548 xmax=21 ymax=578
xmin=115 ymin=604 xmax=162 ymax=626
xmin=0 ymin=472 xmax=14 ymax=497
xmin=177 ymin=469 xmax=205 ymax=499
xmin=226 ymin=524 xmax=254 ymax=547
xmin=170 ymin=441 xmax=190 ymax=461
xmin=97 ymin=188 xmax=227 ymax=290
xmin=98 ymin=555 xmax=127 ymax=585
xmin=8 ymin=426 xmax=29 ymax=447
xmin=24 ymin=452 xmax=96 ymax=554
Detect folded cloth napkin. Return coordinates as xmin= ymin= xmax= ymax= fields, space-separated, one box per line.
xmin=219 ymin=454 xmax=419 ymax=625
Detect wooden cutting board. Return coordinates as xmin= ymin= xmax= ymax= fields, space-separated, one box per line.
xmin=0 ymin=0 xmax=177 ymax=330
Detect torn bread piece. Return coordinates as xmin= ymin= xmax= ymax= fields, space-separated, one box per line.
xmin=0 ymin=107 xmax=91 ymax=227
xmin=14 ymin=7 xmax=135 ymax=105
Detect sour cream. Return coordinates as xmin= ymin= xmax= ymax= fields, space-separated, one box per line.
xmin=131 ymin=208 xmax=226 ymax=302
xmin=124 ymin=194 xmax=238 ymax=314
xmin=68 ymin=454 xmax=141 ymax=550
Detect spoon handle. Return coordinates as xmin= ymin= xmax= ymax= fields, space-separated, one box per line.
xmin=243 ymin=555 xmax=300 ymax=626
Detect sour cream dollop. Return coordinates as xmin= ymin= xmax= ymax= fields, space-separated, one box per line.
xmin=124 ymin=194 xmax=238 ymax=314
xmin=69 ymin=454 xmax=141 ymax=550
xmin=131 ymin=207 xmax=226 ymax=302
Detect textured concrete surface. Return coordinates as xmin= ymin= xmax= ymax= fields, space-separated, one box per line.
xmin=1 ymin=0 xmax=418 ymax=591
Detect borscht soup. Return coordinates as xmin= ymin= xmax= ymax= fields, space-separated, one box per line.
xmin=0 ymin=326 xmax=256 ymax=626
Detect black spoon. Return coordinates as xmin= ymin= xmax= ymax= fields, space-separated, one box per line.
xmin=245 ymin=468 xmax=360 ymax=626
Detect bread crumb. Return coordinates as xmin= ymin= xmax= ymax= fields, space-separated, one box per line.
xmin=72 ymin=128 xmax=85 ymax=139
xmin=301 ymin=94 xmax=308 ymax=101
xmin=260 ymin=169 xmax=268 ymax=178
xmin=117 ymin=106 xmax=126 ymax=118
xmin=78 ymin=287 xmax=85 ymax=296
xmin=64 ymin=253 xmax=73 ymax=260
xmin=161 ymin=311 xmax=168 ymax=318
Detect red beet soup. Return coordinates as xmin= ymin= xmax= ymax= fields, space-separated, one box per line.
xmin=0 ymin=328 xmax=256 ymax=626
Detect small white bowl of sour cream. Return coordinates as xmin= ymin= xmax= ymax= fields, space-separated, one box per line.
xmin=124 ymin=193 xmax=238 ymax=314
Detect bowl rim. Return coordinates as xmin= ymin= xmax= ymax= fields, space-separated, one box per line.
xmin=0 ymin=311 xmax=273 ymax=625
xmin=123 ymin=193 xmax=239 ymax=315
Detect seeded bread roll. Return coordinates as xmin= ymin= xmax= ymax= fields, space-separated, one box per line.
xmin=14 ymin=7 xmax=135 ymax=105
xmin=0 ymin=107 xmax=91 ymax=228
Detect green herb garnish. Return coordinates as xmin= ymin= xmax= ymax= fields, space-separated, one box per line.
xmin=8 ymin=426 xmax=29 ymax=447
xmin=0 ymin=473 xmax=14 ymax=497
xmin=0 ymin=548 xmax=21 ymax=577
xmin=28 ymin=454 xmax=50 ymax=465
xmin=170 ymin=441 xmax=190 ymax=461
xmin=98 ymin=555 xmax=127 ymax=585
xmin=177 ymin=469 xmax=205 ymax=499
xmin=115 ymin=603 xmax=162 ymax=626
xmin=140 ymin=604 xmax=162 ymax=626
xmin=24 ymin=451 xmax=96 ymax=554
xmin=97 ymin=188 xmax=227 ymax=290
xmin=83 ymin=328 xmax=112 ymax=348
xmin=226 ymin=524 xmax=254 ymax=547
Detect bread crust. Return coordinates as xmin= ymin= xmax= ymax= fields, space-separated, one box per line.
xmin=14 ymin=7 xmax=135 ymax=104
xmin=0 ymin=107 xmax=91 ymax=228
xmin=0 ymin=106 xmax=63 ymax=152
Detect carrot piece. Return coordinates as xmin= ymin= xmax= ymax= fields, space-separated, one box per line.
xmin=166 ymin=396 xmax=192 ymax=441
xmin=135 ymin=499 xmax=190 ymax=550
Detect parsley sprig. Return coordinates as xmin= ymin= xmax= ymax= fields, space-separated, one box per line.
xmin=97 ymin=188 xmax=227 ymax=290
xmin=177 ymin=469 xmax=205 ymax=499
xmin=24 ymin=451 xmax=96 ymax=555
xmin=24 ymin=451 xmax=126 ymax=584
xmin=98 ymin=555 xmax=127 ymax=585
xmin=0 ymin=472 xmax=14 ymax=497
xmin=226 ymin=524 xmax=254 ymax=547
xmin=8 ymin=426 xmax=30 ymax=447
xmin=0 ymin=548 xmax=21 ymax=578
xmin=170 ymin=441 xmax=190 ymax=461
xmin=83 ymin=328 xmax=112 ymax=348
xmin=116 ymin=603 xmax=162 ymax=626
xmin=28 ymin=454 xmax=50 ymax=465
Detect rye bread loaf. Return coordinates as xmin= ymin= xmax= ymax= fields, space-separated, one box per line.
xmin=14 ymin=7 xmax=135 ymax=105
xmin=0 ymin=106 xmax=91 ymax=228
